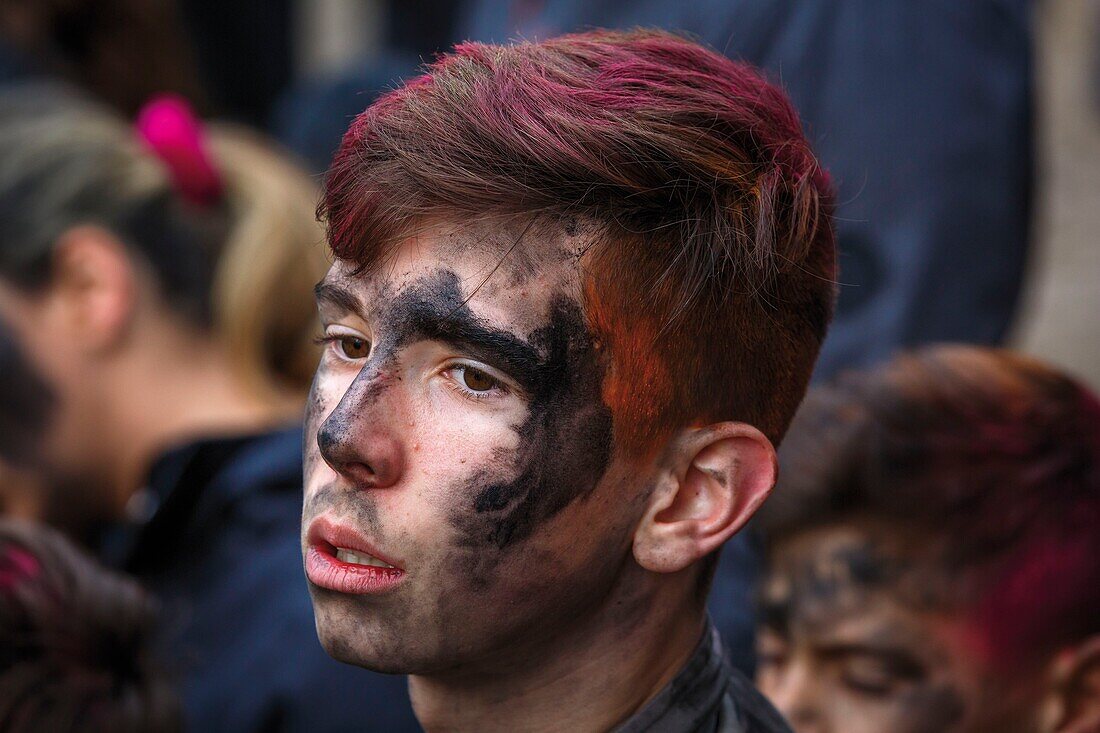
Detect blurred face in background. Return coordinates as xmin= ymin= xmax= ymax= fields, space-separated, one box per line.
xmin=0 ymin=302 xmax=96 ymax=530
xmin=0 ymin=228 xmax=158 ymax=529
xmin=301 ymin=222 xmax=659 ymax=675
xmin=0 ymin=313 xmax=50 ymax=519
xmin=756 ymin=523 xmax=1050 ymax=733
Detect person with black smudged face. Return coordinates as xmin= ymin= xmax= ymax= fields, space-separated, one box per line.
xmin=754 ymin=346 xmax=1100 ymax=733
xmin=302 ymin=29 xmax=838 ymax=733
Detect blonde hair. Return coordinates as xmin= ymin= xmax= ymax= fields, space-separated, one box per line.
xmin=206 ymin=126 xmax=329 ymax=408
xmin=0 ymin=83 xmax=328 ymax=413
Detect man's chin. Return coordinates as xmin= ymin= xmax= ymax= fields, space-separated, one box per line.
xmin=311 ymin=596 xmax=420 ymax=673
xmin=314 ymin=621 xmax=411 ymax=673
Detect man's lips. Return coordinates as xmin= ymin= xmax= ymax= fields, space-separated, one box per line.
xmin=305 ymin=518 xmax=405 ymax=595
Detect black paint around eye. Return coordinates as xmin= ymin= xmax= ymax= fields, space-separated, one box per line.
xmin=382 ymin=271 xmax=545 ymax=394
xmin=314 ymin=268 xmax=614 ymax=557
xmin=459 ymin=296 xmax=613 ymax=551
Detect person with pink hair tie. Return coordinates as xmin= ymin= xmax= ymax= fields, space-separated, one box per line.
xmin=0 ymin=83 xmax=419 ymax=731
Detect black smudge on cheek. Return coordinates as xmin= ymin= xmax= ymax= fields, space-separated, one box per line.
xmin=894 ymin=683 xmax=966 ymax=733
xmin=455 ymin=296 xmax=613 ymax=551
xmin=306 ymin=267 xmax=612 ymax=563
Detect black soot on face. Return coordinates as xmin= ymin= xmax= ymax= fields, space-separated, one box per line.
xmin=305 ymin=483 xmax=379 ymax=532
xmin=769 ymin=540 xmax=903 ymax=631
xmin=312 ymin=268 xmax=614 ymax=552
xmin=458 ymin=297 xmax=614 ymax=551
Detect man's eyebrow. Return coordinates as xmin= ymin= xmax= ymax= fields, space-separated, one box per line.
xmin=405 ymin=305 xmax=544 ymax=393
xmin=314 ymin=281 xmax=364 ymax=317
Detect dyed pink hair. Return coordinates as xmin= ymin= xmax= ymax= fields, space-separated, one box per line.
xmin=764 ymin=346 xmax=1100 ymax=668
xmin=320 ymin=29 xmax=836 ymax=454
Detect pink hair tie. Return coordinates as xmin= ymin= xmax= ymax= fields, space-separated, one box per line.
xmin=135 ymin=94 xmax=224 ymax=207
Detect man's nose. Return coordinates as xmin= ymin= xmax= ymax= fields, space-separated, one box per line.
xmin=768 ymin=658 xmax=827 ymax=733
xmin=316 ymin=368 xmax=405 ymax=489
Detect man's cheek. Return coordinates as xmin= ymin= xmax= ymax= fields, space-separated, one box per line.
xmin=413 ymin=404 xmax=521 ymax=496
xmin=885 ymin=683 xmax=967 ymax=733
xmin=303 ymin=375 xmax=346 ymax=487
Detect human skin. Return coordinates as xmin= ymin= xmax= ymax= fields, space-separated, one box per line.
xmin=0 ymin=227 xmax=287 ymax=529
xmin=756 ymin=524 xmax=1046 ymax=733
xmin=301 ymin=220 xmax=733 ymax=731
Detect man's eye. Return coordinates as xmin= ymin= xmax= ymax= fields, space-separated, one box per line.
xmin=839 ymin=657 xmax=915 ymax=698
xmin=337 ymin=336 xmax=370 ymax=359
xmin=460 ymin=366 xmax=498 ymax=392
xmin=754 ymin=632 xmax=789 ymax=673
xmin=756 ymin=651 xmax=788 ymax=671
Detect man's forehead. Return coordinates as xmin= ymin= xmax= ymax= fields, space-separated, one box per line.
xmin=321 ymin=224 xmax=588 ymax=332
xmin=764 ymin=523 xmax=957 ymax=626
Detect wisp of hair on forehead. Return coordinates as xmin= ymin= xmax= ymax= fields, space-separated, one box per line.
xmin=320 ymin=28 xmax=836 ymax=453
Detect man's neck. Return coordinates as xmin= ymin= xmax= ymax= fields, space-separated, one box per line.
xmin=409 ymin=570 xmax=707 ymax=733
xmin=106 ymin=331 xmax=282 ymax=511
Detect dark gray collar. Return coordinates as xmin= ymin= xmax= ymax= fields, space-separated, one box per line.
xmin=614 ymin=620 xmax=791 ymax=733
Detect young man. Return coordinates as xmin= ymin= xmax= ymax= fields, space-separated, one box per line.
xmin=755 ymin=346 xmax=1100 ymax=733
xmin=303 ymin=30 xmax=835 ymax=731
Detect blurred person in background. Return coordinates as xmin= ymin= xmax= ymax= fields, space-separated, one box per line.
xmin=0 ymin=83 xmax=417 ymax=731
xmin=0 ymin=0 xmax=207 ymax=116
xmin=0 ymin=518 xmax=180 ymax=732
xmin=755 ymin=346 xmax=1100 ymax=733
xmin=0 ymin=318 xmax=54 ymax=522
xmin=0 ymin=0 xmax=295 ymax=127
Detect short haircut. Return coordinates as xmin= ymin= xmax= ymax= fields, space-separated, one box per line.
xmin=760 ymin=346 xmax=1100 ymax=665
xmin=320 ymin=29 xmax=836 ymax=453
xmin=0 ymin=519 xmax=180 ymax=731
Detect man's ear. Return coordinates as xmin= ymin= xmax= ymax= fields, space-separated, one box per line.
xmin=49 ymin=225 xmax=137 ymax=351
xmin=633 ymin=422 xmax=776 ymax=573
xmin=1044 ymin=636 xmax=1100 ymax=733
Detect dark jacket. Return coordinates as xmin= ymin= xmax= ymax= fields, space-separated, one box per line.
xmin=98 ymin=426 xmax=419 ymax=733
xmin=616 ymin=622 xmax=792 ymax=733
